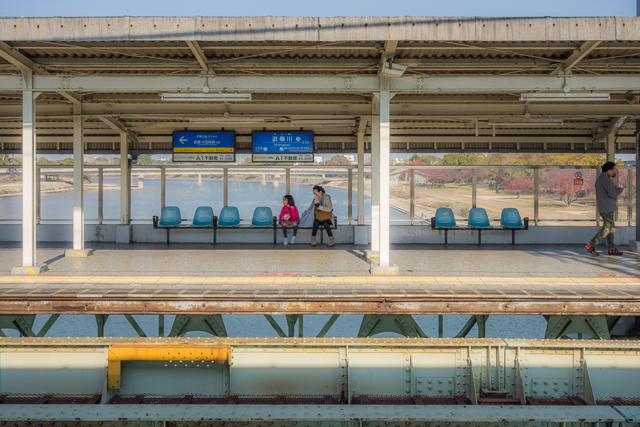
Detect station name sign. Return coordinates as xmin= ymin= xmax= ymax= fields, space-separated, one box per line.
xmin=173 ymin=132 xmax=235 ymax=162
xmin=252 ymin=132 xmax=314 ymax=163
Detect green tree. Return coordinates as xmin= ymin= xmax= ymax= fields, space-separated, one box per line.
xmin=324 ymin=155 xmax=351 ymax=166
xmin=138 ymin=154 xmax=153 ymax=165
xmin=61 ymin=158 xmax=74 ymax=166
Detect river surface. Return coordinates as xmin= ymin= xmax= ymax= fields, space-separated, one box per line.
xmin=0 ymin=178 xmax=409 ymax=222
xmin=2 ymin=314 xmax=547 ymax=339
xmin=0 ymin=178 xmax=546 ymax=339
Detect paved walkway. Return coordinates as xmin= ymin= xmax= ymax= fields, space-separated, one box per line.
xmin=0 ymin=243 xmax=638 ymax=278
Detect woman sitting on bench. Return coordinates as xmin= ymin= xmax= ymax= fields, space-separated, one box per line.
xmin=309 ymin=185 xmax=335 ymax=247
xmin=279 ymin=194 xmax=299 ymax=246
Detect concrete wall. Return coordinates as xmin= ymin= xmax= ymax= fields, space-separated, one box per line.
xmin=1 ymin=17 xmax=638 ymax=42
xmin=0 ymin=223 xmax=635 ymax=246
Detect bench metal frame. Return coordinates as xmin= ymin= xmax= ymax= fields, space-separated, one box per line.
xmin=153 ymin=215 xmax=339 ymax=245
xmin=430 ymin=217 xmax=529 ymax=246
xmin=153 ymin=215 xmax=219 ymax=244
xmin=280 ymin=216 xmax=338 ymax=245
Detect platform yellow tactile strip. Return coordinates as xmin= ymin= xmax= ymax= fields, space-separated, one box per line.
xmin=0 ymin=275 xmax=638 ymax=288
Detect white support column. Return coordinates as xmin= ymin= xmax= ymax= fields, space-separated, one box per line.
xmin=120 ymin=133 xmax=130 ymax=225
xmin=22 ymin=84 xmax=36 ymax=266
xmin=73 ymin=114 xmax=84 ymax=247
xmin=115 ymin=133 xmax=132 ymax=244
xmin=379 ymin=91 xmax=391 ymax=268
xmin=13 ymin=73 xmax=47 ymax=274
xmin=606 ymin=133 xmax=616 ymax=162
xmin=357 ymin=120 xmax=365 ymax=226
xmin=371 ymin=98 xmax=380 ymax=253
xmin=66 ymin=107 xmax=93 ymax=257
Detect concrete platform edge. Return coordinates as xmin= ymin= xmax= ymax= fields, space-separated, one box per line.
xmin=11 ymin=264 xmax=49 ymax=275
xmin=64 ymin=249 xmax=94 ymax=258
xmin=370 ymin=264 xmax=400 ymax=275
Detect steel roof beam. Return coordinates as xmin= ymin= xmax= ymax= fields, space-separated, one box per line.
xmin=592 ymin=116 xmax=627 ymax=143
xmin=98 ymin=116 xmax=138 ymax=143
xmin=186 ymin=40 xmax=210 ymax=73
xmin=0 ymin=42 xmax=82 ymax=109
xmin=378 ymin=40 xmax=399 ymax=76
xmin=550 ymin=40 xmax=602 ymax=77
xmin=2 ymin=74 xmax=640 ymax=92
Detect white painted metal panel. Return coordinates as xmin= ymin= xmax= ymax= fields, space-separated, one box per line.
xmin=0 ymin=350 xmax=106 ymax=395
xmin=231 ymin=349 xmax=342 ymax=395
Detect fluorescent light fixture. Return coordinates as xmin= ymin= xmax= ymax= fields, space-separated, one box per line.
xmin=379 ymin=61 xmax=407 ymax=78
xmin=162 ymin=93 xmax=252 ymax=102
xmin=189 ymin=117 xmax=264 ymax=123
xmin=489 ymin=119 xmax=564 ymax=127
xmin=291 ymin=119 xmax=356 ymax=127
xmin=520 ymin=93 xmax=610 ymax=102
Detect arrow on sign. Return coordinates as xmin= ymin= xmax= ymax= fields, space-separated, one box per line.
xmin=179 ymin=136 xmax=187 ymax=144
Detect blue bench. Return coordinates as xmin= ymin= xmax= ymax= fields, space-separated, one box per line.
xmin=431 ymin=207 xmax=529 ymax=246
xmin=154 ymin=207 xmax=338 ymax=244
xmin=215 ymin=206 xmax=279 ymax=244
xmin=153 ymin=206 xmax=217 ymax=244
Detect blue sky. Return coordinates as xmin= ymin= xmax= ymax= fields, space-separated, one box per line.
xmin=0 ymin=0 xmax=637 ymax=17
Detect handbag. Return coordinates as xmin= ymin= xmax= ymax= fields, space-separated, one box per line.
xmin=315 ymin=209 xmax=333 ymax=222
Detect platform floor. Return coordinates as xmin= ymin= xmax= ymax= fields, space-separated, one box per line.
xmin=0 ymin=243 xmax=639 ymax=315
xmin=0 ymin=242 xmax=638 ymax=278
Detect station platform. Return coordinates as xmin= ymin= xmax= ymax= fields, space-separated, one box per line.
xmin=0 ymin=243 xmax=638 ymax=315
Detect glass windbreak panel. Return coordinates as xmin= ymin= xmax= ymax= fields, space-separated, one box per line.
xmin=131 ymin=166 xmax=161 ymax=221
xmin=227 ymin=167 xmax=285 ymax=220
xmin=389 ymin=167 xmax=411 ymax=223
xmin=538 ymin=168 xmax=597 ymax=225
xmin=413 ymin=168 xmax=473 ymax=223
xmin=40 ymin=167 xmax=73 ymax=221
xmin=633 ymin=169 xmax=637 ymax=225
xmin=0 ymin=167 xmax=22 ymax=221
xmin=83 ymin=167 xmax=99 ymax=221
xmin=289 ymin=167 xmax=351 ymax=222
xmin=165 ymin=167 xmax=223 ymax=222
xmin=476 ymin=167 xmax=534 ymax=224
xmin=615 ymin=167 xmax=632 ymax=225
xmin=102 ymin=167 xmax=121 ymax=221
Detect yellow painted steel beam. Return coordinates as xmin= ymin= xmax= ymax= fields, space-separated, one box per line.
xmin=107 ymin=344 xmax=229 ymax=390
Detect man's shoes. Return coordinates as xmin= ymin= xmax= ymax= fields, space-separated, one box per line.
xmin=585 ymin=244 xmax=599 ymax=256
xmin=608 ymin=248 xmax=624 ymax=256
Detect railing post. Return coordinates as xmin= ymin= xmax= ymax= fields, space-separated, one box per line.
xmin=98 ymin=168 xmax=104 ymax=224
xmin=534 ymin=168 xmax=539 ymax=226
xmin=286 ymin=167 xmax=291 ymax=195
xmin=410 ymin=169 xmax=415 ymax=225
xmin=628 ymin=168 xmax=633 ymax=227
xmin=348 ymin=168 xmax=353 ymax=225
xmin=595 ymin=167 xmax=600 ymax=227
xmin=35 ymin=165 xmax=41 ymax=224
xmin=160 ymin=166 xmax=166 ymax=211
xmin=472 ymin=168 xmax=477 ymax=209
xmin=223 ymin=167 xmax=228 ymax=207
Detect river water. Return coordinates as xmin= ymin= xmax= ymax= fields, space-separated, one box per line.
xmin=0 ymin=178 xmax=409 ymax=222
xmin=0 ymin=178 xmax=546 ymax=339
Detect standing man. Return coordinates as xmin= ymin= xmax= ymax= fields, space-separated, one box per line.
xmin=585 ymin=161 xmax=625 ymax=256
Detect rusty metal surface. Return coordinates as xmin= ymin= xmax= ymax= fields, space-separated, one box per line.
xmin=0 ymin=336 xmax=509 ymax=347
xmin=0 ymin=298 xmax=639 ymax=315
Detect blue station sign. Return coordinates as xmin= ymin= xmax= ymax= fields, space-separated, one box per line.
xmin=252 ymin=132 xmax=314 ymax=162
xmin=172 ymin=131 xmax=235 ymax=162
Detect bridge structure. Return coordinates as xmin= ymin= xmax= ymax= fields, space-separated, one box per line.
xmin=1 ymin=12 xmax=640 ymax=427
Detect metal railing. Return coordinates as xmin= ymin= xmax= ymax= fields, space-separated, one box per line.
xmin=0 ymin=164 xmax=635 ymax=226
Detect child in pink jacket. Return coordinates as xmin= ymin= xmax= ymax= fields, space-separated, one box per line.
xmin=279 ymin=195 xmax=299 ymax=245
